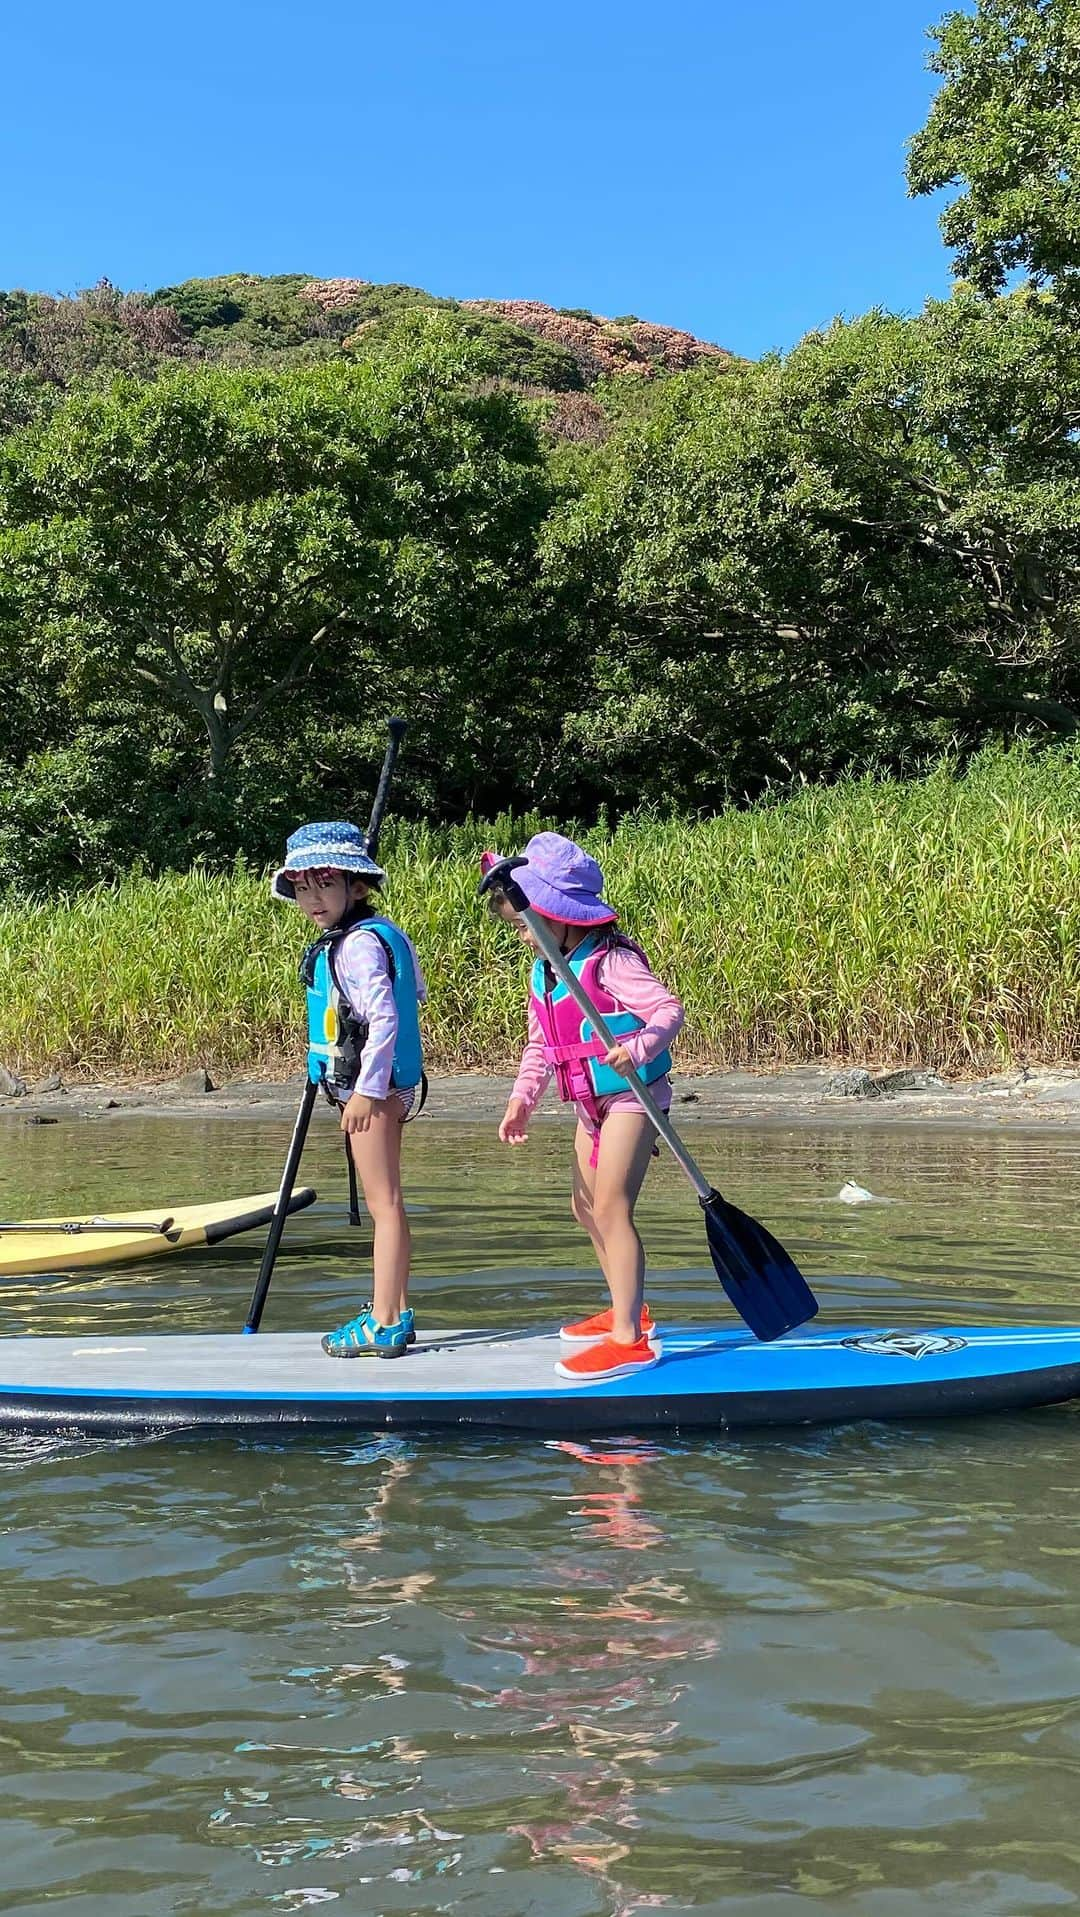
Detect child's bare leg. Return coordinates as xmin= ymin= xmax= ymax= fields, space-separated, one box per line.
xmin=571 ymin=1121 xmax=609 ymax=1277
xmin=348 ymin=1104 xmax=409 ymax=1325
xmin=591 ymin=1113 xmax=657 ymax=1344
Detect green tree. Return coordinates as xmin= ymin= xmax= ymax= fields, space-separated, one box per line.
xmin=546 ymin=292 xmax=1080 ymax=806
xmin=0 ymin=314 xmax=557 ymax=873
xmin=907 ymin=0 xmax=1080 ymax=302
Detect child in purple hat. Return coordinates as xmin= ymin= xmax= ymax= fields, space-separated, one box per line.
xmin=482 ymin=832 xmax=684 ymax=1383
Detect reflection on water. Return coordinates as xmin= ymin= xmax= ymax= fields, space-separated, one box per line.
xmin=0 ymin=1112 xmax=1077 ymax=1913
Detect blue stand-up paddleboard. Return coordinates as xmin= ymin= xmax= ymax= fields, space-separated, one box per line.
xmin=1 ymin=1322 xmax=1079 ymax=1435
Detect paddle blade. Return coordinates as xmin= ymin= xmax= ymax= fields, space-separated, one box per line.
xmin=701 ymin=1190 xmax=819 ymax=1341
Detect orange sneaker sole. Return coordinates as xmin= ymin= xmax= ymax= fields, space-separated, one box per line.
xmin=554 ymin=1341 xmax=663 ymax=1385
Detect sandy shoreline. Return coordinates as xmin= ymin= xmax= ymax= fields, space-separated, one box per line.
xmin=5 ymin=1064 xmax=1080 ymax=1131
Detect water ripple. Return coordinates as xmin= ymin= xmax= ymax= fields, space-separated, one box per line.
xmin=0 ymin=1116 xmax=1078 ymax=1913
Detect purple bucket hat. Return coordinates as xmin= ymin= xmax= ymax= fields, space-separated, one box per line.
xmin=505 ymin=832 xmax=617 ymax=926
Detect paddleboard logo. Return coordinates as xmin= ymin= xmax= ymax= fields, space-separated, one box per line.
xmin=842 ymin=1331 xmax=967 ymax=1361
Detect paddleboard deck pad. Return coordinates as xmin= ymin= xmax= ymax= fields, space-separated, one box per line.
xmin=0 ymin=1323 xmax=1079 ymax=1435
xmin=0 ymin=1190 xmax=318 ymax=1277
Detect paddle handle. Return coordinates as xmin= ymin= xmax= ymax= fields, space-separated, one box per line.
xmin=365 ymin=717 xmax=407 ymax=861
xmin=481 ymin=861 xmax=713 ymax=1206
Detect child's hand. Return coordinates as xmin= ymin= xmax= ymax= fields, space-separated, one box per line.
xmin=498 ymin=1097 xmax=531 ymax=1145
xmin=341 ymin=1092 xmax=383 ymax=1134
xmin=602 ymin=1043 xmax=633 ymax=1075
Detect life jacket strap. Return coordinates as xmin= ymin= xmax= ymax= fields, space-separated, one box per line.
xmin=403 ymin=1071 xmax=429 ymax=1122
xmin=542 ymin=1038 xmax=607 ymax=1065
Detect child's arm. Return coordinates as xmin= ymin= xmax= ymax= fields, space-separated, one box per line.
xmin=510 ymin=1000 xmax=552 ymax=1112
xmin=500 ymin=1003 xmax=551 ymax=1144
xmin=598 ymin=947 xmax=684 ymax=1070
xmin=334 ymin=930 xmax=399 ymax=1101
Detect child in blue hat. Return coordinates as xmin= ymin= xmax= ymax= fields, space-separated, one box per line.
xmin=273 ymin=821 xmax=427 ymax=1358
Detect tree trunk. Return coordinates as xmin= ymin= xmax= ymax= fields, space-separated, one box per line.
xmin=204 ymin=698 xmax=232 ymax=780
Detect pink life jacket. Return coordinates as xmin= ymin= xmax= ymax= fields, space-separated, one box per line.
xmin=529 ymin=931 xmax=673 ymax=1105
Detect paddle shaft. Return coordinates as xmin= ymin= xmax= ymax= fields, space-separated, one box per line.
xmin=244 ymin=717 xmax=408 ymax=1333
xmin=498 ymin=877 xmax=712 ymax=1204
xmin=243 ymin=1076 xmax=318 ymax=1333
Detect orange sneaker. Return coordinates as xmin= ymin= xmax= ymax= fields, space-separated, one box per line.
xmin=560 ymin=1304 xmax=659 ymax=1345
xmin=555 ymin=1335 xmax=662 ymax=1384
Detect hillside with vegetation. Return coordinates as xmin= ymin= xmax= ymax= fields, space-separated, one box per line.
xmin=1 ymin=0 xmax=1080 ymax=1074
xmin=0 ymin=271 xmax=734 ymax=436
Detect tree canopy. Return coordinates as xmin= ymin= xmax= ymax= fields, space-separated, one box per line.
xmin=0 ymin=316 xmax=560 ymax=883
xmin=4 ymin=1 xmax=1080 ymax=891
xmin=907 ymin=0 xmax=1080 ymax=303
xmin=546 ymin=292 xmax=1080 ymax=803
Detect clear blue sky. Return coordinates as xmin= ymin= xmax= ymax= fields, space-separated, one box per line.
xmin=3 ymin=0 xmax=954 ymax=358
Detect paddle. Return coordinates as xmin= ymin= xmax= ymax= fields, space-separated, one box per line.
xmin=0 ymin=1216 xmax=181 ymax=1240
xmin=478 ymin=857 xmax=819 ymax=1343
xmin=243 ymin=716 xmax=408 ymax=1334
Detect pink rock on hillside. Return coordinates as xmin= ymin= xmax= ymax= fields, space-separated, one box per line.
xmin=460 ymin=299 xmax=732 ymax=379
xmin=301 ymin=278 xmax=371 ymax=311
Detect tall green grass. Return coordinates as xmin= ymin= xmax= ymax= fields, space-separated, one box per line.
xmin=3 ymin=747 xmax=1080 ymax=1080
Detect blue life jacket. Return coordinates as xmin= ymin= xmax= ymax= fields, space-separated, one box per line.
xmin=300 ymin=910 xmax=423 ymax=1099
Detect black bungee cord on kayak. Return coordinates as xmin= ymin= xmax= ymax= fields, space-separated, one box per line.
xmin=243 ymin=717 xmax=407 ymax=1335
xmin=478 ymin=856 xmax=819 ymax=1343
xmin=0 ymin=1217 xmax=180 ymax=1239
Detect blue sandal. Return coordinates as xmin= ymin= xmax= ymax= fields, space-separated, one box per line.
xmin=322 ymin=1308 xmax=409 ymax=1359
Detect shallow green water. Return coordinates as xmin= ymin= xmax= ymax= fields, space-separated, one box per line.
xmin=0 ymin=1111 xmax=1078 ymax=1915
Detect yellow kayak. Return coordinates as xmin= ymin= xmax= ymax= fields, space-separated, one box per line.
xmin=0 ymin=1189 xmax=317 ymax=1277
